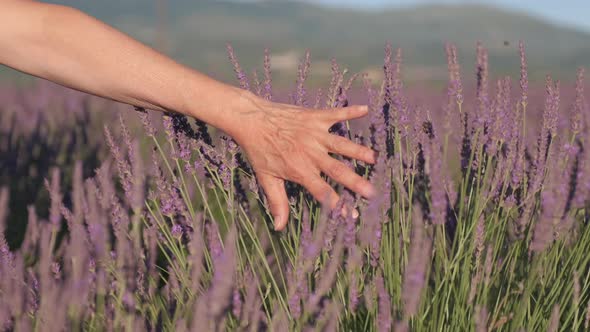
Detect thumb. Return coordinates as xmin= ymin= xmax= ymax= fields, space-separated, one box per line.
xmin=258 ymin=174 xmax=290 ymax=231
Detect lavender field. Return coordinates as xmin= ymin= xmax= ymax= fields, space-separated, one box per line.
xmin=1 ymin=41 xmax=589 ymax=331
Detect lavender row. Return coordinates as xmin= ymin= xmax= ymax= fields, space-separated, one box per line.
xmin=0 ymin=41 xmax=589 ymax=331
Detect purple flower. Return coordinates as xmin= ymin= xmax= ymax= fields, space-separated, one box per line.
xmin=325 ymin=199 xmax=345 ymax=249
xmin=207 ymin=227 xmax=238 ymax=321
xmin=349 ymin=278 xmax=359 ymax=313
xmin=288 ymin=281 xmax=302 ymax=319
xmin=206 ymin=221 xmax=223 ymax=263
xmin=572 ymin=68 xmax=586 ymax=134
xmin=519 ymin=40 xmax=529 ymax=107
xmin=304 ymin=230 xmax=345 ymax=315
xmin=44 ymin=168 xmax=62 ymax=228
xmin=104 ymin=125 xmax=133 ymax=200
xmin=450 ymin=44 xmax=463 ymax=106
xmin=476 ymin=42 xmax=490 ymax=123
xmin=475 ymin=306 xmax=489 ymax=332
xmin=252 ymin=69 xmax=262 ymax=96
xmin=295 ymin=50 xmax=311 ymax=107
xmin=543 ymin=76 xmax=559 ymax=138
xmin=160 ymin=200 xmax=174 ymax=217
xmin=402 ymin=208 xmax=431 ymax=318
xmin=300 ymin=206 xmax=313 ymax=258
xmin=360 ymin=190 xmax=384 ymax=267
xmin=218 ymin=164 xmax=231 ymax=191
xmin=171 ymin=224 xmax=183 ymax=239
xmin=177 ymin=133 xmax=192 ymax=162
xmin=122 ymin=291 xmax=136 ymax=311
xmin=500 ymin=77 xmax=513 ymax=144
xmin=444 ymin=43 xmax=463 ymax=133
xmin=531 ymin=187 xmax=556 ymax=253
xmin=135 ymin=107 xmax=156 ymax=137
xmin=376 ymin=272 xmax=392 ymax=332
xmin=232 ymin=288 xmax=242 ymax=318
xmin=383 ymin=42 xmax=394 ymax=106
xmin=327 ymin=58 xmax=343 ymax=109
xmin=263 ymin=48 xmax=273 ymax=101
xmin=226 ymin=44 xmax=250 ymax=91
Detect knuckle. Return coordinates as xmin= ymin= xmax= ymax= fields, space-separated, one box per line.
xmin=288 ymin=169 xmax=305 ymax=184
xmin=318 ymin=184 xmax=333 ymax=200
xmin=292 ymin=165 xmax=317 ymax=185
xmin=326 ymin=140 xmax=336 ymax=152
xmin=328 ymin=137 xmax=344 ymax=152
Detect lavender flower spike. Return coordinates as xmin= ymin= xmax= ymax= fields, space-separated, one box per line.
xmin=402 ymin=207 xmax=431 ymax=318
xmin=572 ymin=67 xmax=585 ymax=134
xmin=519 ymin=40 xmax=528 ymax=107
xmin=226 ymin=44 xmax=250 ymax=91
xmin=376 ymin=272 xmax=392 ymax=332
xmin=263 ymin=48 xmax=273 ymax=100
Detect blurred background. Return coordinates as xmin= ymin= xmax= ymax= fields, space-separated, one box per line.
xmin=1 ymin=0 xmax=589 ymax=87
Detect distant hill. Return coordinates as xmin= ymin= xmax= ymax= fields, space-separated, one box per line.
xmin=3 ymin=1 xmax=590 ymax=87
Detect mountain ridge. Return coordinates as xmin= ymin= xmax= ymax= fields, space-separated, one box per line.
xmin=3 ymin=1 xmax=589 ymax=86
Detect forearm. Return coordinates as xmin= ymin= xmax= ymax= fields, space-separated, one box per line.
xmin=0 ymin=1 xmax=249 ymax=133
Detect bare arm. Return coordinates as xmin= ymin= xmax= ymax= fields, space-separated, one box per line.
xmin=0 ymin=0 xmax=376 ymax=230
xmin=0 ymin=0 xmax=244 ymax=130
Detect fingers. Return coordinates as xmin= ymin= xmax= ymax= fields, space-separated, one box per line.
xmin=258 ymin=174 xmax=290 ymax=231
xmin=314 ymin=154 xmax=375 ymax=199
xmin=295 ymin=172 xmax=361 ymax=219
xmin=299 ymin=173 xmax=340 ymax=209
xmin=316 ymin=105 xmax=369 ymax=125
xmin=323 ymin=134 xmax=377 ymax=164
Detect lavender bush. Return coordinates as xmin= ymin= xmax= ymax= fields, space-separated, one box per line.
xmin=0 ymin=41 xmax=589 ymax=331
xmin=0 ymin=81 xmax=120 ymax=247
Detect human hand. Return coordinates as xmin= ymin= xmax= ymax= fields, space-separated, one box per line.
xmin=227 ymin=91 xmax=377 ymax=231
xmin=0 ymin=0 xmax=375 ymax=231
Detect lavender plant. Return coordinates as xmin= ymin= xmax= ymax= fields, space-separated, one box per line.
xmin=0 ymin=81 xmax=118 ymax=248
xmin=0 ymin=41 xmax=589 ymax=331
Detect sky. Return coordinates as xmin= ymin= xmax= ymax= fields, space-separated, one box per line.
xmin=306 ymin=0 xmax=590 ymax=32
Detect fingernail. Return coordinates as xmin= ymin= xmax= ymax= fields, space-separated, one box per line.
xmin=365 ymin=185 xmax=376 ymax=198
xmin=360 ymin=105 xmax=369 ymax=112
xmin=273 ymin=215 xmax=283 ymax=231
xmin=340 ymin=205 xmax=348 ymax=218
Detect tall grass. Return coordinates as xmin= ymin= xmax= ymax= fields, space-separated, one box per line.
xmin=0 ymin=41 xmax=589 ymax=331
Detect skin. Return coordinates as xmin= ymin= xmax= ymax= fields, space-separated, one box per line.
xmin=0 ymin=0 xmax=376 ymax=230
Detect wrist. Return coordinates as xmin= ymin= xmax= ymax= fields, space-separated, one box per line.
xmin=187 ymin=84 xmax=262 ymax=140
xmin=179 ymin=72 xmax=257 ymax=134
xmin=223 ymin=88 xmax=265 ymax=141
